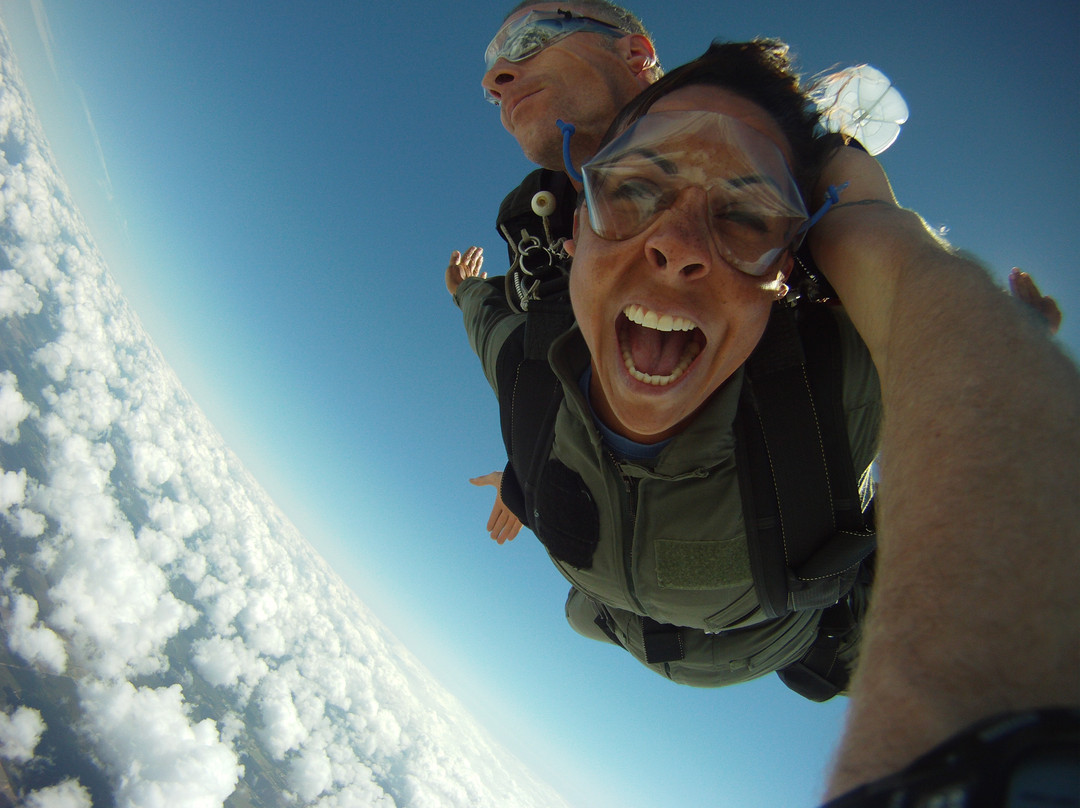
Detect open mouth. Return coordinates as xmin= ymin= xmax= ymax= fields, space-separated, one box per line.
xmin=617 ymin=304 xmax=704 ymax=386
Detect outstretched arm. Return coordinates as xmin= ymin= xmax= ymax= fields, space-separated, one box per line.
xmin=447 ymin=245 xmax=525 ymax=396
xmin=448 ymin=251 xmax=527 ymax=547
xmin=810 ymin=147 xmax=1080 ymax=798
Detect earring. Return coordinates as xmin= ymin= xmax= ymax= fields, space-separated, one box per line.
xmin=776 ymin=283 xmax=790 ymax=300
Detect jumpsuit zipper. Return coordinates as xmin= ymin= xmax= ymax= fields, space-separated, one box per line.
xmin=608 ymin=450 xmax=645 ymax=615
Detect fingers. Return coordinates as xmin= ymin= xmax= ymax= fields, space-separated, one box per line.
xmin=1008 ymin=268 xmax=1038 ymax=304
xmin=452 ymin=247 xmax=485 ymax=274
xmin=469 ymin=471 xmax=503 ymax=488
xmin=487 ymin=502 xmax=522 ymax=544
xmin=1010 ymin=268 xmax=1063 ymax=335
xmin=463 ymin=246 xmax=486 ymax=279
xmin=445 ymin=248 xmax=487 ymax=295
xmin=460 ymin=245 xmax=481 ymax=265
xmin=499 ymin=519 xmax=522 ymax=543
xmin=470 ymin=472 xmax=521 ymax=544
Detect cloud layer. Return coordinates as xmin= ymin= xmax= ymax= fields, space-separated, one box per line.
xmin=0 ymin=19 xmax=568 ymax=808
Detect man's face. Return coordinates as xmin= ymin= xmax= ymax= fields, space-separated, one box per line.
xmin=567 ymin=86 xmax=798 ymax=444
xmin=482 ymin=3 xmax=645 ymax=170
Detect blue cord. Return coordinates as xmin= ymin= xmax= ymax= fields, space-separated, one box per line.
xmin=799 ymin=181 xmax=850 ymax=234
xmin=556 ymin=119 xmax=584 ymax=182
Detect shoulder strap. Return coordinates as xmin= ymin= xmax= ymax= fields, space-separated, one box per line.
xmin=494 ymin=298 xmax=594 ymax=566
xmin=495 ymin=309 xmax=566 ymax=514
xmin=735 ymin=303 xmax=876 ymax=619
xmin=494 ymin=171 xmax=578 ymax=529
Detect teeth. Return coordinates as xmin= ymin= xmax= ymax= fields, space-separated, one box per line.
xmin=623 ymin=304 xmax=697 ymax=333
xmin=620 ymin=305 xmax=702 ymax=386
xmin=622 ymin=341 xmax=700 ymax=386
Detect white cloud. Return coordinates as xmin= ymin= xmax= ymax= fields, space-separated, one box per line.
xmin=196 ymin=575 xmax=245 ymax=633
xmin=0 ymin=705 xmax=44 ymax=762
xmin=5 ymin=504 xmax=47 ymax=537
xmin=4 ymin=226 xmax=62 ymax=285
xmin=45 ymin=544 xmax=195 ymax=678
xmin=79 ymin=681 xmax=242 ymax=808
xmin=147 ymin=494 xmax=209 ymax=541
xmin=289 ymin=745 xmax=333 ymax=802
xmin=20 ymin=426 xmax=195 ymax=678
xmin=311 ymin=780 xmax=398 ymax=808
xmin=0 ymin=371 xmax=33 ymax=443
xmin=0 ymin=467 xmax=27 ymax=509
xmin=130 ymin=441 xmax=178 ymax=489
xmin=0 ymin=21 xmax=574 ymax=807
xmin=0 ymin=268 xmax=42 ymax=317
xmin=0 ymin=465 xmax=44 ymax=538
xmin=135 ymin=525 xmax=184 ymax=567
xmin=24 ymin=780 xmax=94 ymax=808
xmin=3 ymin=590 xmax=67 ymax=674
xmin=254 ymin=670 xmax=309 ymax=760
xmin=31 ymin=338 xmax=73 ymax=381
xmin=40 ymin=368 xmax=121 ymax=437
xmin=191 ymin=634 xmax=268 ymax=697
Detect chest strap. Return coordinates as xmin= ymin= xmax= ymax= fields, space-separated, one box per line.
xmin=735 ymin=303 xmax=876 ymax=619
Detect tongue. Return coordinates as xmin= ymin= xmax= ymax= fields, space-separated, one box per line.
xmin=625 ymin=321 xmax=693 ymax=376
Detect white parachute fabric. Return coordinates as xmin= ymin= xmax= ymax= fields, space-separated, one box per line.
xmin=812 ymin=65 xmax=909 ymax=156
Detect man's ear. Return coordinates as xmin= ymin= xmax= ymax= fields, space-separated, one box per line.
xmin=565 ymin=209 xmax=580 ymax=257
xmin=617 ymin=34 xmax=657 ymax=81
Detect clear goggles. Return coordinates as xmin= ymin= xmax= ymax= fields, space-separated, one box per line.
xmin=581 ymin=110 xmax=809 ymax=277
xmin=484 ymin=10 xmax=625 ymax=103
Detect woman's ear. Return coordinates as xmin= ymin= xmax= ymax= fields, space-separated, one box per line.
xmin=768 ymin=252 xmax=795 ymax=298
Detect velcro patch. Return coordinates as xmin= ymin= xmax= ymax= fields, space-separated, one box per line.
xmin=655 ymin=538 xmax=752 ymax=590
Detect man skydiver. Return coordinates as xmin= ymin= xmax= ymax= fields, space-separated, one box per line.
xmin=458 ymin=1 xmax=661 ymax=542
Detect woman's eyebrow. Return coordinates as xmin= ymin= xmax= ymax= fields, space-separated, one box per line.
xmin=726 ymin=174 xmax=784 ymax=194
xmin=593 ymin=147 xmax=680 ymax=175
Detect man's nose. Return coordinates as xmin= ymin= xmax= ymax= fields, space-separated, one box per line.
xmin=643 ymin=188 xmax=715 ymax=281
xmin=481 ymin=60 xmax=518 ymax=104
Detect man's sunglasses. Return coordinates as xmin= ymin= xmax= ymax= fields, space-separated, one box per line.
xmin=484 ymin=10 xmax=626 ymax=104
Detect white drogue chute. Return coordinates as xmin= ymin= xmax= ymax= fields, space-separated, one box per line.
xmin=812 ymin=65 xmax=909 ymax=156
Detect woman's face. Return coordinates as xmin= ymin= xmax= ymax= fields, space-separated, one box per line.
xmin=567 ymin=86 xmax=800 ymax=444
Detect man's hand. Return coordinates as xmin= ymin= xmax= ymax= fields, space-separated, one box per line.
xmin=1009 ymin=268 xmax=1062 ymax=334
xmin=469 ymin=471 xmax=522 ymax=544
xmin=446 ymin=246 xmax=486 ymax=296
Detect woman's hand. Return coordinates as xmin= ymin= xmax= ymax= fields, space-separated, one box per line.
xmin=469 ymin=471 xmax=522 ymax=544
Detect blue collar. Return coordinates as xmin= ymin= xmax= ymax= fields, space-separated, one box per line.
xmin=579 ymin=366 xmax=671 ymax=461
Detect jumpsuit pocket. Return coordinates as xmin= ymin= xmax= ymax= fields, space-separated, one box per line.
xmin=534 ymin=459 xmax=600 ymax=569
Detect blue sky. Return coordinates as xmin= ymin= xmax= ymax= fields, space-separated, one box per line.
xmin=1 ymin=1 xmax=1076 ymax=806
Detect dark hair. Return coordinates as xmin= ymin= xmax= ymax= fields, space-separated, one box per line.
xmin=502 ymin=1 xmax=663 ymax=79
xmin=602 ymin=39 xmax=829 ymax=199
